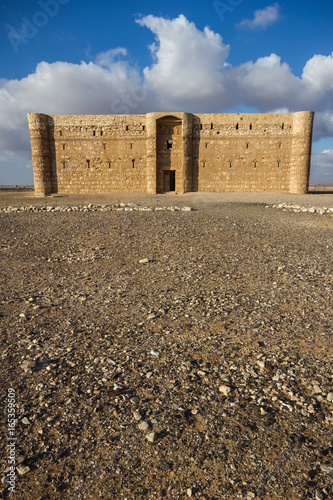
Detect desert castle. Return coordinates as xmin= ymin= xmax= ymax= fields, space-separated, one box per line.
xmin=27 ymin=111 xmax=314 ymax=195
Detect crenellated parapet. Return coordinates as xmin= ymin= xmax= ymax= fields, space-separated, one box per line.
xmin=27 ymin=113 xmax=52 ymax=195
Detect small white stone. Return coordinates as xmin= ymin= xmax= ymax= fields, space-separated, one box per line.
xmin=187 ymin=488 xmax=192 ymax=497
xmin=146 ymin=432 xmax=156 ymax=443
xmin=16 ymin=465 xmax=30 ymax=475
xmin=139 ymin=258 xmax=149 ymax=264
xmin=257 ymin=360 xmax=265 ymax=370
xmin=219 ymin=385 xmax=231 ymax=396
xmin=133 ymin=411 xmax=142 ymax=421
xmin=150 ymin=350 xmax=160 ymax=357
xmin=320 ymin=465 xmax=333 ymax=473
xmin=326 ymin=392 xmax=333 ymax=402
xmin=138 ymin=421 xmax=149 ymax=431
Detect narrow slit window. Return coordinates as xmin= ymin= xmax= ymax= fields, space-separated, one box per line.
xmin=279 ymin=142 xmax=282 ymax=148
xmin=249 ymin=124 xmax=252 ymax=130
xmin=130 ymin=143 xmax=133 ymax=149
xmin=211 ymin=123 xmax=213 ymax=130
xmin=282 ymin=123 xmax=284 ymax=130
xmin=254 ymin=160 xmax=257 ymax=168
xmin=100 ymin=130 xmax=103 ymax=136
xmin=246 ymin=142 xmax=249 ymax=149
xmin=167 ymin=140 xmax=173 ymax=150
xmin=200 ymin=124 xmax=203 ymax=130
xmin=87 ymin=160 xmax=90 ymax=168
xmin=205 ymin=142 xmax=209 ymax=148
xmin=108 ymin=161 xmax=111 ymax=169
xmin=132 ymin=159 xmax=135 ymax=168
xmin=229 ymin=160 xmax=232 ymax=168
xmin=277 ymin=160 xmax=280 ymax=168
xmin=126 ymin=125 xmax=129 ymax=131
xmin=93 ymin=130 xmax=96 ymax=136
xmin=202 ymin=160 xmax=206 ymax=168
xmin=236 ymin=123 xmax=239 ymax=130
xmin=103 ymin=143 xmax=106 ymax=150
xmin=62 ymin=144 xmax=66 ymax=150
xmin=62 ymin=161 xmax=66 ymax=169
xmin=142 ymin=125 xmax=145 ymax=131
xmin=59 ymin=130 xmax=62 ymax=136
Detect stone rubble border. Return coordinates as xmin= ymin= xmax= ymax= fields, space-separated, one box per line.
xmin=267 ymin=203 xmax=333 ymax=215
xmin=1 ymin=203 xmax=194 ymax=214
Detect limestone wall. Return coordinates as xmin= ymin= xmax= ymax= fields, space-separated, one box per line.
xmin=194 ymin=112 xmax=313 ymax=194
xmin=27 ymin=111 xmax=314 ymax=195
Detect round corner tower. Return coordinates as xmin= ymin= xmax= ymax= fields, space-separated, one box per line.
xmin=27 ymin=113 xmax=52 ymax=195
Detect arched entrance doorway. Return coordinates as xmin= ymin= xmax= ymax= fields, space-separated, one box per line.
xmin=156 ymin=115 xmax=182 ymax=193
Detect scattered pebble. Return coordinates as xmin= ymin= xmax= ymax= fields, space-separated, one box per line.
xmin=16 ymin=465 xmax=30 ymax=475
xmin=146 ymin=432 xmax=156 ymax=443
xmin=138 ymin=421 xmax=149 ymax=431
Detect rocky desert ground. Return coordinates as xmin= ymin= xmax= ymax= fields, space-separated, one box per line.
xmin=1 ymin=189 xmax=333 ymax=500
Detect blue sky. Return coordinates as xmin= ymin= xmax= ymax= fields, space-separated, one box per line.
xmin=0 ymin=0 xmax=333 ymax=185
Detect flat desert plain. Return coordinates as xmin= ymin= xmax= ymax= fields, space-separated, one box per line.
xmin=1 ymin=190 xmax=333 ymax=500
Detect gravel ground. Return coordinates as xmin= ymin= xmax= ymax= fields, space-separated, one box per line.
xmin=1 ymin=191 xmax=333 ymax=500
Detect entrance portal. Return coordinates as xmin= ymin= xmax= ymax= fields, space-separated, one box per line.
xmin=163 ymin=170 xmax=176 ymax=192
xmin=156 ymin=116 xmax=182 ymax=193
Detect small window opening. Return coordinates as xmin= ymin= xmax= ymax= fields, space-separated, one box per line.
xmin=236 ymin=123 xmax=239 ymax=130
xmin=142 ymin=125 xmax=145 ymax=131
xmin=279 ymin=142 xmax=282 ymax=148
xmin=277 ymin=160 xmax=280 ymax=168
xmin=103 ymin=143 xmax=106 ymax=150
xmin=126 ymin=125 xmax=129 ymax=131
xmin=211 ymin=123 xmax=213 ymax=130
xmin=62 ymin=144 xmax=66 ymax=150
xmin=249 ymin=124 xmax=252 ymax=130
xmin=62 ymin=161 xmax=66 ymax=169
xmin=202 ymin=160 xmax=206 ymax=168
xmin=92 ymin=130 xmax=96 ymax=136
xmin=108 ymin=161 xmax=111 ymax=169
xmin=100 ymin=130 xmax=103 ymax=136
xmin=59 ymin=130 xmax=62 ymax=136
xmin=130 ymin=143 xmax=133 ymax=149
xmin=254 ymin=160 xmax=257 ymax=168
xmin=282 ymin=123 xmax=284 ymax=130
xmin=132 ymin=159 xmax=135 ymax=168
xmin=205 ymin=142 xmax=209 ymax=149
xmin=167 ymin=140 xmax=173 ymax=150
xmin=200 ymin=124 xmax=203 ymax=130
xmin=87 ymin=160 xmax=90 ymax=168
xmin=246 ymin=142 xmax=249 ymax=149
xmin=229 ymin=160 xmax=232 ymax=168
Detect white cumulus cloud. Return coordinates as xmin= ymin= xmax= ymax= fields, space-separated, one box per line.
xmin=136 ymin=14 xmax=231 ymax=108
xmin=237 ymin=3 xmax=280 ymax=30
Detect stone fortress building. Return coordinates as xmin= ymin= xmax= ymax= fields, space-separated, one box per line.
xmin=27 ymin=111 xmax=314 ymax=196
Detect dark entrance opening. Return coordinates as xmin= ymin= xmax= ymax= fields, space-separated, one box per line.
xmin=163 ymin=170 xmax=176 ymax=192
